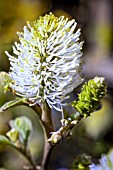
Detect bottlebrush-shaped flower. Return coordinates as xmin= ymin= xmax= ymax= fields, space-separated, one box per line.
xmin=5 ymin=13 xmax=83 ymax=111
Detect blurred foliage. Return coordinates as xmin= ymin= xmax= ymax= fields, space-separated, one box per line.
xmin=0 ymin=0 xmax=113 ymax=169
xmin=71 ymin=154 xmax=91 ymax=170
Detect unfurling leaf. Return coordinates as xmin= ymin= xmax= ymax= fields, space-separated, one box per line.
xmin=9 ymin=116 xmax=33 ymax=144
xmin=6 ymin=129 xmax=19 ymax=142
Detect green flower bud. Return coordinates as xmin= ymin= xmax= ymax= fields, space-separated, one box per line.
xmin=72 ymin=77 xmax=107 ymax=118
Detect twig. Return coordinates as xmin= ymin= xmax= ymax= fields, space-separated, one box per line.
xmin=40 ymin=102 xmax=54 ymax=170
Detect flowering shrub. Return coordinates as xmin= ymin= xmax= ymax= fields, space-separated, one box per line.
xmin=0 ymin=13 xmax=108 ymax=170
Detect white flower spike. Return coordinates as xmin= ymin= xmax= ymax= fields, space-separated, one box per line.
xmin=5 ymin=13 xmax=84 ymax=111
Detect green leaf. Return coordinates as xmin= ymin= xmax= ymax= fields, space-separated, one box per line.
xmin=0 ymin=135 xmax=11 ymax=145
xmin=0 ymin=98 xmax=28 ymax=112
xmin=10 ymin=116 xmax=33 ymax=144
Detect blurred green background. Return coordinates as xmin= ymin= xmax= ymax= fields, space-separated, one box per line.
xmin=0 ymin=0 xmax=113 ymax=169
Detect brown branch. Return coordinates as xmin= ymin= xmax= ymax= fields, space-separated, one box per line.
xmin=40 ymin=102 xmax=54 ymax=170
